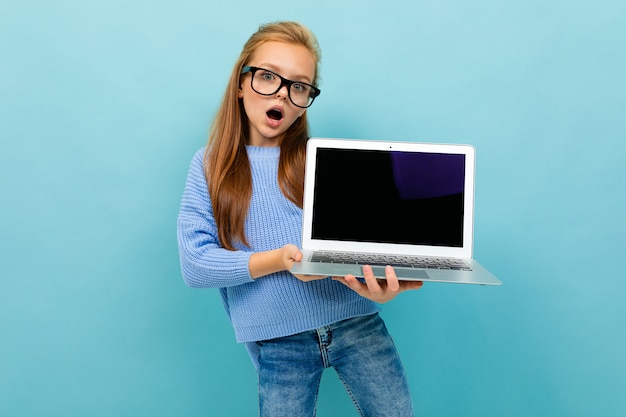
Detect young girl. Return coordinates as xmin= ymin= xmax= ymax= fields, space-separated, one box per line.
xmin=177 ymin=21 xmax=423 ymax=417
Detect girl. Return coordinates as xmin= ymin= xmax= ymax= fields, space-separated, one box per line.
xmin=177 ymin=21 xmax=423 ymax=417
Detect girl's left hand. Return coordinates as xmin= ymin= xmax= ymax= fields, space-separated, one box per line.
xmin=332 ymin=265 xmax=423 ymax=303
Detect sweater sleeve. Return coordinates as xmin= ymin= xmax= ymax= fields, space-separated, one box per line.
xmin=177 ymin=149 xmax=254 ymax=288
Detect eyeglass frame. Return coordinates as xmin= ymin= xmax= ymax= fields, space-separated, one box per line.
xmin=240 ymin=66 xmax=321 ymax=108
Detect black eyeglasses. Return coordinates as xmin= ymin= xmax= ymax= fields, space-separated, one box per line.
xmin=240 ymin=66 xmax=321 ymax=108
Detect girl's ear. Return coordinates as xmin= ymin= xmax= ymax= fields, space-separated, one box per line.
xmin=238 ymin=85 xmax=244 ymax=98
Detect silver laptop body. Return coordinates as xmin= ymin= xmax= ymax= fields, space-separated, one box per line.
xmin=290 ymin=138 xmax=501 ymax=286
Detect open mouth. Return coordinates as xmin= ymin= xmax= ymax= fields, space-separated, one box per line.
xmin=267 ymin=108 xmax=283 ymax=121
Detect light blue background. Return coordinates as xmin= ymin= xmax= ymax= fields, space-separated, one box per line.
xmin=1 ymin=1 xmax=625 ymax=416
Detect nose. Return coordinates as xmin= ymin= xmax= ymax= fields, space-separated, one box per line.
xmin=275 ymin=82 xmax=289 ymax=100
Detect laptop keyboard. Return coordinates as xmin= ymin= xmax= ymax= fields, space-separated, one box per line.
xmin=310 ymin=251 xmax=473 ymax=271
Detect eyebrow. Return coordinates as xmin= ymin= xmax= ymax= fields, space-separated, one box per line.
xmin=255 ymin=63 xmax=313 ymax=84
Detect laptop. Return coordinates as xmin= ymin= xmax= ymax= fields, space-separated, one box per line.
xmin=290 ymin=138 xmax=502 ymax=285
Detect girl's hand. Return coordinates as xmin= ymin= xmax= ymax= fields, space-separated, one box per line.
xmin=249 ymin=244 xmax=302 ymax=279
xmin=282 ymin=245 xmax=328 ymax=282
xmin=250 ymin=244 xmax=326 ymax=281
xmin=280 ymin=244 xmax=328 ymax=282
xmin=279 ymin=243 xmax=303 ymax=270
xmin=332 ymin=265 xmax=423 ymax=303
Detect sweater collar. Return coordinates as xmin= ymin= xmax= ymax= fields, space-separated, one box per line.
xmin=245 ymin=145 xmax=280 ymax=159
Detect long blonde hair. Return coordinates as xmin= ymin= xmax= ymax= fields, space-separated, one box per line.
xmin=205 ymin=21 xmax=321 ymax=250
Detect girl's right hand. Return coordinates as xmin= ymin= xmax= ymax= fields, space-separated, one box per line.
xmin=249 ymin=244 xmax=327 ymax=281
xmin=249 ymin=244 xmax=301 ymax=279
xmin=281 ymin=244 xmax=328 ymax=282
xmin=248 ymin=244 xmax=326 ymax=282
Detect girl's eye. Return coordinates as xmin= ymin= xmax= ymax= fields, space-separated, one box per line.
xmin=292 ymin=83 xmax=309 ymax=94
xmin=260 ymin=71 xmax=276 ymax=81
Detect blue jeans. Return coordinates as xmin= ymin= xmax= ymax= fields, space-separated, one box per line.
xmin=256 ymin=313 xmax=414 ymax=417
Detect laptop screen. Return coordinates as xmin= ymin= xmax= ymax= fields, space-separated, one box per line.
xmin=311 ymin=148 xmax=466 ymax=247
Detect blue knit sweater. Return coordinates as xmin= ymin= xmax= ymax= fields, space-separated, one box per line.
xmin=177 ymin=146 xmax=378 ymax=357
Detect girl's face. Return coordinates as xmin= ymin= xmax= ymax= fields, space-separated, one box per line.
xmin=239 ymin=41 xmax=316 ymax=147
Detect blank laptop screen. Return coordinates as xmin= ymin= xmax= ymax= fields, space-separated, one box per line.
xmin=311 ymin=148 xmax=466 ymax=247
